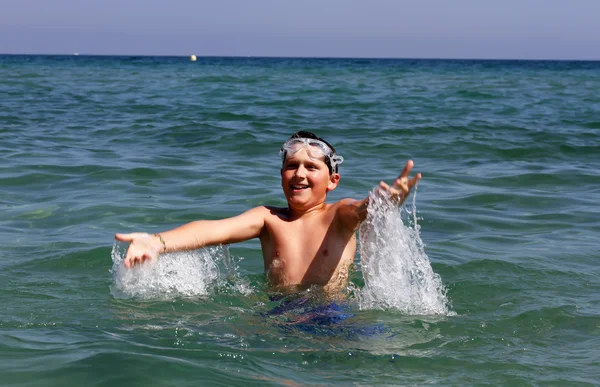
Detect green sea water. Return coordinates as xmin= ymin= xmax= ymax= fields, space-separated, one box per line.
xmin=1 ymin=55 xmax=599 ymax=386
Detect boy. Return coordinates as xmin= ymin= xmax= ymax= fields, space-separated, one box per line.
xmin=115 ymin=131 xmax=421 ymax=293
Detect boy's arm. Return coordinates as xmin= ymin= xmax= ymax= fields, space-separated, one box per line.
xmin=115 ymin=206 xmax=267 ymax=268
xmin=337 ymin=160 xmax=421 ymax=231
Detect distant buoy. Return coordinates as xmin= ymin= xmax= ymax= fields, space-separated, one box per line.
xmin=190 ymin=55 xmax=197 ymax=61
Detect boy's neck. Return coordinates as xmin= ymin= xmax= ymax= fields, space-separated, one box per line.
xmin=286 ymin=202 xmax=328 ymax=219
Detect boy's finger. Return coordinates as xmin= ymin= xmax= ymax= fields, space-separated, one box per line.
xmin=408 ymin=173 xmax=422 ymax=187
xmin=394 ymin=176 xmax=408 ymax=188
xmin=124 ymin=250 xmax=138 ymax=268
xmin=115 ymin=233 xmax=133 ymax=242
xmin=115 ymin=232 xmax=151 ymax=242
xmin=397 ymin=160 xmax=414 ymax=180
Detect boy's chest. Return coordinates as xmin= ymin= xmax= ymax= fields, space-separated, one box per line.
xmin=266 ymin=214 xmax=336 ymax=254
xmin=261 ymin=215 xmax=354 ymax=286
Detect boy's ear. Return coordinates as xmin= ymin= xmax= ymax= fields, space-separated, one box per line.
xmin=327 ymin=173 xmax=340 ymax=191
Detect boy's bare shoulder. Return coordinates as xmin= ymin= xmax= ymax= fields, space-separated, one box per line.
xmin=332 ymin=198 xmax=366 ymax=231
xmin=333 ymin=198 xmax=363 ymax=211
xmin=261 ymin=205 xmax=289 ymax=219
xmin=335 ymin=198 xmax=361 ymax=206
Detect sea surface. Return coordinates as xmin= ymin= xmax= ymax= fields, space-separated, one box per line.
xmin=1 ymin=55 xmax=599 ymax=386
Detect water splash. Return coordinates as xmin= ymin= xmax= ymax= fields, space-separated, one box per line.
xmin=358 ymin=187 xmax=452 ymax=315
xmin=219 ymin=251 xmax=254 ymax=296
xmin=110 ymin=242 xmax=225 ymax=299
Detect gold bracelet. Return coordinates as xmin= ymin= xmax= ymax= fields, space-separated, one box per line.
xmin=154 ymin=233 xmax=166 ymax=254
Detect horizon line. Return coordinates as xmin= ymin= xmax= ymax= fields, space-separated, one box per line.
xmin=1 ymin=53 xmax=600 ymax=62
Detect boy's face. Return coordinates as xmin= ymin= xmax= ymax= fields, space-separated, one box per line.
xmin=280 ymin=148 xmax=340 ymax=211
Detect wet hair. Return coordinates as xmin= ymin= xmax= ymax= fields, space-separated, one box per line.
xmin=283 ymin=131 xmax=340 ymax=174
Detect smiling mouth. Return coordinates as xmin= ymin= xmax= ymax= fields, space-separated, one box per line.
xmin=291 ymin=184 xmax=309 ymax=191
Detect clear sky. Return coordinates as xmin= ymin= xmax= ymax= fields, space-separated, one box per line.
xmin=1 ymin=0 xmax=598 ymax=59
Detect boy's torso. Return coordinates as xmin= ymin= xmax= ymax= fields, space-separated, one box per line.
xmin=258 ymin=204 xmax=356 ymax=291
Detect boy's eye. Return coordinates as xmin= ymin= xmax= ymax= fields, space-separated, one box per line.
xmin=284 ymin=161 xmax=320 ymax=170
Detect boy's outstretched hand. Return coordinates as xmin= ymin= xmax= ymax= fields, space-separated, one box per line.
xmin=114 ymin=232 xmax=162 ymax=268
xmin=378 ymin=160 xmax=422 ymax=205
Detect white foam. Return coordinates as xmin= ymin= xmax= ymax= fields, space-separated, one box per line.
xmin=358 ymin=187 xmax=452 ymax=315
xmin=110 ymin=242 xmax=224 ymax=299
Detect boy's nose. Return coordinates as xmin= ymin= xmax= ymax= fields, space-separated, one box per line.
xmin=294 ymin=165 xmax=307 ymax=177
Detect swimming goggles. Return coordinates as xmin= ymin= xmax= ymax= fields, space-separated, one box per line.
xmin=279 ymin=138 xmax=344 ymax=172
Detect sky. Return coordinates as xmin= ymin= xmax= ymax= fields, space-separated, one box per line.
xmin=1 ymin=0 xmax=598 ymax=60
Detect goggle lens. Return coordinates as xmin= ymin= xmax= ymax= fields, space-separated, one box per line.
xmin=279 ymin=138 xmax=344 ymax=171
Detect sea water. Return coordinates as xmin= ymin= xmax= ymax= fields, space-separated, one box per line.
xmin=1 ymin=55 xmax=599 ymax=385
